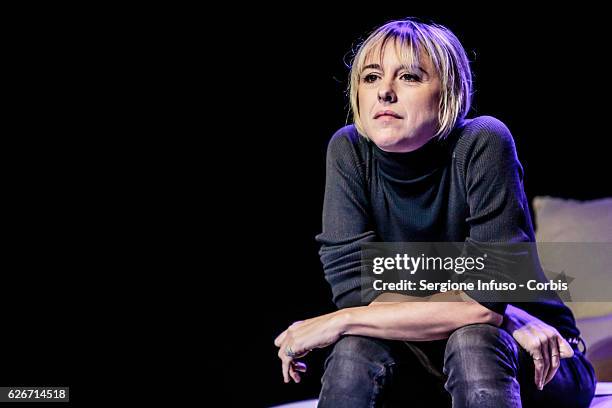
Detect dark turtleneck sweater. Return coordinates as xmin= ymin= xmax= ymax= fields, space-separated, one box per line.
xmin=315 ymin=116 xmax=579 ymax=339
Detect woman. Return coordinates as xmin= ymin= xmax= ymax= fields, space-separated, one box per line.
xmin=274 ymin=18 xmax=595 ymax=407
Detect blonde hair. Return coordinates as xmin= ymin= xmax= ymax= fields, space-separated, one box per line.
xmin=349 ymin=18 xmax=473 ymax=140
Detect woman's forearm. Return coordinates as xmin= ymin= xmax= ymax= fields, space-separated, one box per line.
xmin=338 ymin=291 xmax=502 ymax=341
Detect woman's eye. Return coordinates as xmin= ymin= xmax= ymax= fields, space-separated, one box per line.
xmin=400 ymin=73 xmax=420 ymax=82
xmin=363 ymin=74 xmax=379 ymax=83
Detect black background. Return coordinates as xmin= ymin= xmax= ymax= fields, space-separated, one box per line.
xmin=226 ymin=10 xmax=612 ymax=408
xmin=5 ymin=6 xmax=611 ymax=407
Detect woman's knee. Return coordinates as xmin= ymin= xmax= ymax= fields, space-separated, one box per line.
xmin=444 ymin=324 xmax=519 ymax=374
xmin=322 ymin=336 xmax=396 ymax=383
xmin=445 ymin=324 xmax=517 ymax=357
xmin=443 ymin=325 xmax=522 ymax=405
xmin=330 ymin=335 xmax=395 ymax=362
xmin=444 ymin=324 xmax=519 ymax=381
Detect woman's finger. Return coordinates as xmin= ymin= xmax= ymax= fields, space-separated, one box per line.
xmin=282 ymin=357 xmax=291 ymax=383
xmin=290 ymin=346 xmax=310 ymax=359
xmin=533 ymin=355 xmax=545 ymax=390
xmin=529 ymin=336 xmax=547 ymax=390
xmin=289 ymin=363 xmax=301 ymax=383
xmin=544 ymin=333 xmax=561 ymax=386
xmin=558 ymin=337 xmax=574 ymax=359
xmin=280 ymin=350 xmax=290 ymax=383
xmin=536 ymin=330 xmax=554 ymax=390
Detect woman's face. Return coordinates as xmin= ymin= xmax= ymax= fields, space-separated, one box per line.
xmin=358 ymin=42 xmax=441 ymax=152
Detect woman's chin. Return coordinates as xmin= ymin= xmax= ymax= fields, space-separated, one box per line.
xmin=370 ymin=129 xmax=435 ymax=152
xmin=371 ymin=134 xmax=415 ymax=152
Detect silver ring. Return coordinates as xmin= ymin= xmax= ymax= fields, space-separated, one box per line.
xmin=533 ymin=356 xmax=543 ymax=361
xmin=286 ymin=346 xmax=297 ymax=358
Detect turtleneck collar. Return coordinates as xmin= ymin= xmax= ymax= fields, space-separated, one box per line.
xmin=367 ymin=121 xmax=467 ymax=181
xmin=370 ymin=135 xmax=452 ymax=181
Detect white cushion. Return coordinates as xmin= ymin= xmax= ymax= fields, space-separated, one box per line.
xmin=533 ymin=196 xmax=612 ymax=320
xmin=534 ymin=196 xmax=612 ymax=243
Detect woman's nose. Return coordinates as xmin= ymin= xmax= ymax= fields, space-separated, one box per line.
xmin=377 ymin=84 xmax=396 ymax=103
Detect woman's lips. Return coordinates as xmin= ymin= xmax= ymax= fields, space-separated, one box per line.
xmin=374 ymin=110 xmax=403 ymax=119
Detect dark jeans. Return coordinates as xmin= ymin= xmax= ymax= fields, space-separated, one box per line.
xmin=318 ymin=324 xmax=596 ymax=408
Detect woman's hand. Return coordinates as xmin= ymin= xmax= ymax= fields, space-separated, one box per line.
xmin=504 ymin=305 xmax=574 ymax=390
xmin=274 ymin=311 xmax=348 ymax=384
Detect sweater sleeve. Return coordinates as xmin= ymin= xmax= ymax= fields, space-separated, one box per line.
xmin=315 ymin=128 xmax=378 ymax=309
xmin=456 ymin=116 xmax=536 ymax=315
